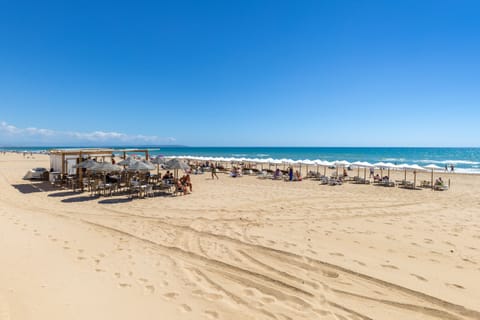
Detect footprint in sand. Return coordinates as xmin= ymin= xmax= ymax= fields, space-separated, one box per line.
xmin=410 ymin=273 xmax=428 ymax=282
xmin=353 ymin=260 xmax=366 ymax=266
xmin=204 ymin=310 xmax=219 ymax=319
xmin=322 ymin=270 xmax=339 ymax=278
xmin=180 ymin=304 xmax=192 ymax=312
xmin=244 ymin=289 xmax=254 ymax=296
xmin=381 ymin=264 xmax=398 ymax=270
xmin=261 ymin=296 xmax=276 ymax=304
xmin=446 ymin=283 xmax=464 ymax=289
xmin=145 ymin=285 xmax=155 ymax=293
xmin=329 ymin=252 xmax=344 ymax=257
xmin=118 ymin=283 xmax=131 ymax=288
xmin=164 ymin=292 xmax=179 ymax=300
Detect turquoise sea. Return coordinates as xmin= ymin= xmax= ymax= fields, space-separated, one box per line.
xmin=2 ymin=146 xmax=480 ymax=174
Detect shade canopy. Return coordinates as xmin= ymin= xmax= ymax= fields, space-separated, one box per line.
xmin=127 ymin=160 xmax=155 ymax=172
xmin=164 ymin=158 xmax=190 ymax=171
xmin=151 ymin=156 xmax=168 ymax=165
xmin=88 ymin=162 xmax=122 ymax=173
xmin=117 ymin=156 xmax=138 ymax=166
xmin=73 ymin=159 xmax=98 ymax=169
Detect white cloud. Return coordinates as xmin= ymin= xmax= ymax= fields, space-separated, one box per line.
xmin=0 ymin=121 xmax=175 ymax=145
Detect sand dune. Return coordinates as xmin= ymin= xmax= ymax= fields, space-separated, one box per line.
xmin=1 ymin=153 xmax=479 ymax=319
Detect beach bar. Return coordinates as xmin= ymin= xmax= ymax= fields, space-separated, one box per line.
xmin=49 ymin=148 xmax=115 ymax=176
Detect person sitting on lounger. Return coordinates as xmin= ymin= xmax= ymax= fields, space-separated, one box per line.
xmin=435 ymin=177 xmax=444 ymax=186
xmin=230 ymin=167 xmax=240 ymax=177
xmin=343 ymin=168 xmax=348 ymax=177
xmin=294 ymin=170 xmax=302 ymax=181
xmin=273 ymin=168 xmax=282 ymax=179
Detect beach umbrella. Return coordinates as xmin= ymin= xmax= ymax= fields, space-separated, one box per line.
xmin=88 ymin=162 xmax=122 ymax=184
xmin=151 ymin=156 xmax=168 ymax=174
xmin=424 ymin=164 xmax=442 ymax=189
xmin=398 ymin=163 xmax=411 ymax=180
xmin=383 ymin=162 xmax=397 ymax=179
xmin=89 ymin=162 xmax=122 ymax=173
xmin=409 ymin=164 xmax=427 ymax=187
xmin=334 ymin=160 xmax=350 ymax=177
xmin=319 ymin=160 xmax=333 ymax=176
xmin=400 ymin=164 xmax=426 ymax=188
xmin=374 ymin=162 xmax=390 ymax=179
xmin=351 ymin=161 xmax=373 ymax=180
xmin=73 ymin=159 xmax=98 ymax=169
xmin=351 ymin=161 xmax=365 ymax=177
xmin=164 ymin=158 xmax=190 ymax=178
xmin=127 ymin=160 xmax=155 ymax=172
xmin=117 ymin=156 xmax=137 ymax=166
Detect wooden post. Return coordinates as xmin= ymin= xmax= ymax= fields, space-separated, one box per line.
xmin=61 ymin=153 xmax=65 ymax=176
xmin=79 ymin=151 xmax=83 ymax=191
xmin=146 ymin=150 xmax=149 ymax=160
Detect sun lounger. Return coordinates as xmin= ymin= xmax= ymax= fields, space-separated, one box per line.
xmin=434 ymin=184 xmax=449 ymax=191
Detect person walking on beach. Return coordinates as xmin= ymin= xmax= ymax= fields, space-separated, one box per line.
xmin=445 ymin=164 xmax=448 ymax=172
xmin=211 ymin=164 xmax=219 ymax=180
xmin=450 ymin=164 xmax=454 ymax=172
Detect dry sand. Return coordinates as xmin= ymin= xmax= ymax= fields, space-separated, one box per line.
xmin=0 ymin=153 xmax=479 ymax=320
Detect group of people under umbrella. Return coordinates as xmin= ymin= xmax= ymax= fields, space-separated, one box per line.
xmin=72 ymin=156 xmax=192 ymax=197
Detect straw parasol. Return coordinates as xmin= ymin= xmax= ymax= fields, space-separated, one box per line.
xmin=127 ymin=160 xmax=155 ymax=172
xmin=88 ymin=162 xmax=122 ymax=173
xmin=88 ymin=162 xmax=122 ymax=184
xmin=351 ymin=161 xmax=374 ymax=180
xmin=151 ymin=156 xmax=168 ymax=174
xmin=164 ymin=158 xmax=190 ymax=178
xmin=401 ymin=164 xmax=427 ymax=188
xmin=334 ymin=160 xmax=350 ymax=177
xmin=73 ymin=159 xmax=98 ymax=169
xmin=117 ymin=156 xmax=138 ymax=167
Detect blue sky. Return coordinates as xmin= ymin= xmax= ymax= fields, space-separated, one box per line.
xmin=0 ymin=0 xmax=479 ymax=147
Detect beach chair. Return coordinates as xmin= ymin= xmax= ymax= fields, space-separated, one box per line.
xmin=145 ymin=184 xmax=154 ymax=197
xmin=434 ymin=184 xmax=449 ymax=191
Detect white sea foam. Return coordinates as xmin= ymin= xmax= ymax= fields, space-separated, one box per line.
xmin=415 ymin=159 xmax=480 ymax=165
xmin=382 ymin=158 xmax=406 ymax=162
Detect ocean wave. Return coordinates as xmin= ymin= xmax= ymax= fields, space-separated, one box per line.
xmin=452 ymin=168 xmax=480 ymax=174
xmin=382 ymin=158 xmax=406 ymax=162
xmin=256 ymin=154 xmax=270 ymax=157
xmin=414 ymin=159 xmax=480 ymax=165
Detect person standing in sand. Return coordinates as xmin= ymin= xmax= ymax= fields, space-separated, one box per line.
xmin=211 ymin=164 xmax=219 ymax=180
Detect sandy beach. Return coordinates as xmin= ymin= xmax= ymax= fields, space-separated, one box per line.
xmin=1 ymin=152 xmax=479 ymax=320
